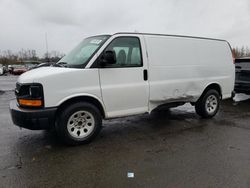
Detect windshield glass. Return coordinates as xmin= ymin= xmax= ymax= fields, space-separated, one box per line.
xmin=58 ymin=35 xmax=110 ymax=68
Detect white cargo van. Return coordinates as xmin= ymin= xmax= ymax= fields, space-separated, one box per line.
xmin=10 ymin=33 xmax=235 ymax=144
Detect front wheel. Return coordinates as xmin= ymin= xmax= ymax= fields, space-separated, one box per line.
xmin=195 ymin=89 xmax=220 ymax=118
xmin=56 ymin=102 xmax=102 ymax=145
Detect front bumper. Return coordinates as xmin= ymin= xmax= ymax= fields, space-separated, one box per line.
xmin=10 ymin=100 xmax=57 ymax=130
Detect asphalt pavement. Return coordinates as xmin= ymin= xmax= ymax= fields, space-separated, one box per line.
xmin=0 ymin=76 xmax=250 ymax=188
xmin=0 ymin=75 xmax=17 ymax=92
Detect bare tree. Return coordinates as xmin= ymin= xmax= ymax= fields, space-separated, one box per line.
xmin=232 ymin=46 xmax=250 ymax=58
xmin=43 ymin=50 xmax=65 ymax=63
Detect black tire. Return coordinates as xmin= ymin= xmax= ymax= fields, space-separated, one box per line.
xmin=195 ymin=89 xmax=220 ymax=118
xmin=56 ymin=102 xmax=102 ymax=145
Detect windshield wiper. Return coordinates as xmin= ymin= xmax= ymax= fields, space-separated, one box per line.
xmin=54 ymin=62 xmax=68 ymax=67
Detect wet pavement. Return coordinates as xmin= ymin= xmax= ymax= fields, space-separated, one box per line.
xmin=0 ymin=76 xmax=250 ymax=187
xmin=0 ymin=75 xmax=17 ymax=92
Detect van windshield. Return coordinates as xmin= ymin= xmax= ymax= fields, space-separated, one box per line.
xmin=58 ymin=35 xmax=110 ymax=68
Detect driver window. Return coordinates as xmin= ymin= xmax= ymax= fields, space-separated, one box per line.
xmin=104 ymin=37 xmax=142 ymax=67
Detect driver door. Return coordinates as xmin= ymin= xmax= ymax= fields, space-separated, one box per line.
xmin=99 ymin=36 xmax=149 ymax=118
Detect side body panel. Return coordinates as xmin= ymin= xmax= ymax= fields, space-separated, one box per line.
xmin=144 ymin=35 xmax=235 ymax=111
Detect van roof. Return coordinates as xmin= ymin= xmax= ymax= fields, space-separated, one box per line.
xmin=113 ymin=32 xmax=227 ymax=43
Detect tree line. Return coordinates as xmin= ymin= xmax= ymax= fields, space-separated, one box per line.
xmin=0 ymin=46 xmax=249 ymax=65
xmin=232 ymin=46 xmax=250 ymax=58
xmin=0 ymin=49 xmax=65 ymax=65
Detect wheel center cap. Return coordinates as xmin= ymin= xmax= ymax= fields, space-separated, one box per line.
xmin=78 ymin=119 xmax=86 ymax=126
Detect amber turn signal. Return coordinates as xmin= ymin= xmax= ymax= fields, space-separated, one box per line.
xmin=18 ymin=99 xmax=42 ymax=107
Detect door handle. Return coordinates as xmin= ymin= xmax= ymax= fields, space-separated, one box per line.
xmin=143 ymin=69 xmax=148 ymax=81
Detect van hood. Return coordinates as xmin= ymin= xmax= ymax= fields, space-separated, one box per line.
xmin=18 ymin=67 xmax=78 ymax=83
xmin=16 ymin=66 xmax=101 ymax=108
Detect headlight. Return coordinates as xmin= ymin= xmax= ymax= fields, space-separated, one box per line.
xmin=15 ymin=83 xmax=44 ymax=108
xmin=29 ymin=85 xmax=42 ymax=98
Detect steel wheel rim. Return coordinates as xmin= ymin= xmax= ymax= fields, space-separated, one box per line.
xmin=67 ymin=110 xmax=95 ymax=139
xmin=205 ymin=95 xmax=218 ymax=114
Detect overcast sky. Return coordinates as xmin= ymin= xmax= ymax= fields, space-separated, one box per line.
xmin=0 ymin=0 xmax=250 ymax=56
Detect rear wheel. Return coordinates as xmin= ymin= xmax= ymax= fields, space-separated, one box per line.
xmin=195 ymin=89 xmax=220 ymax=118
xmin=56 ymin=102 xmax=102 ymax=145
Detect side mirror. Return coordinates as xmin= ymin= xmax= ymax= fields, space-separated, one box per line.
xmin=100 ymin=50 xmax=116 ymax=66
